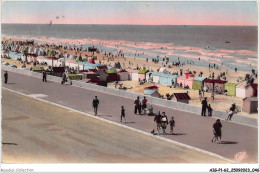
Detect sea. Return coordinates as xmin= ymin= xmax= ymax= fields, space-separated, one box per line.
xmin=1 ymin=24 xmax=258 ymax=72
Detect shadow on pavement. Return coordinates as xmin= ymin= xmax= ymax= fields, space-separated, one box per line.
xmin=6 ymin=83 xmax=16 ymax=84
xmin=99 ymin=114 xmax=113 ymax=117
xmin=124 ymin=121 xmax=136 ymax=124
xmin=220 ymin=141 xmax=238 ymax=144
xmin=171 ymin=133 xmax=186 ymax=136
xmin=2 ymin=142 xmax=18 ymax=145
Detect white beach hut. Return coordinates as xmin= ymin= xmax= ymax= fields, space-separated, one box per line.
xmin=236 ymin=83 xmax=254 ymax=98
xmin=127 ymin=69 xmax=139 ymax=81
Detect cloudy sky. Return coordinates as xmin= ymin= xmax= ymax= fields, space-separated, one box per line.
xmin=1 ymin=1 xmax=258 ymax=26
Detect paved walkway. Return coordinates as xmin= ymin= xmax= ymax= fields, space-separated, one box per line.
xmin=2 ymin=70 xmax=258 ymax=163
xmin=2 ymin=89 xmax=230 ymax=163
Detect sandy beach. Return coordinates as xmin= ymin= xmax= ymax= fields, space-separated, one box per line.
xmin=2 ymin=38 xmax=258 ymax=118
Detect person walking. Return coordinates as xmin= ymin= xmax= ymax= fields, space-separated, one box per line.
xmin=152 ymin=111 xmax=162 ymax=135
xmin=134 ymin=96 xmax=140 ymax=114
xmin=226 ymin=103 xmax=236 ymax=121
xmin=120 ymin=106 xmax=126 ymax=123
xmin=208 ymin=104 xmax=213 ymax=117
xmin=4 ymin=71 xmax=8 ymax=84
xmin=42 ymin=71 xmax=47 ymax=82
xmin=142 ymin=96 xmax=147 ymax=113
xmin=201 ymin=97 xmax=208 ymax=116
xmin=212 ymin=119 xmax=222 ymax=143
xmin=92 ymin=96 xmax=99 ymax=116
xmin=161 ymin=112 xmax=168 ymax=135
xmin=211 ymin=91 xmax=215 ymax=101
xmin=169 ymin=116 xmax=175 ymax=134
xmin=199 ymin=89 xmax=202 ymax=101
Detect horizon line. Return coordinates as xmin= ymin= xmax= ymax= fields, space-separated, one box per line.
xmin=1 ymin=23 xmax=258 ymax=27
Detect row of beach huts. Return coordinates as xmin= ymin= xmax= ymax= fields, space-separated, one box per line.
xmin=3 ymin=51 xmax=258 ymax=99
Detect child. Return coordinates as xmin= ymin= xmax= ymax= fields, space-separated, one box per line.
xmin=169 ymin=117 xmax=175 ymax=134
xmin=120 ymin=106 xmax=126 ymax=123
xmin=208 ymin=104 xmax=213 ymax=117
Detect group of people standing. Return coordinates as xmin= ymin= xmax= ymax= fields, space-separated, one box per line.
xmin=152 ymin=111 xmax=175 ymax=135
xmin=201 ymin=97 xmax=213 ymax=117
xmin=134 ymin=96 xmax=147 ymax=115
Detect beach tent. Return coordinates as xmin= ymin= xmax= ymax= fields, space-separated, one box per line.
xmin=159 ymin=67 xmax=168 ymax=73
xmin=106 ymin=70 xmax=119 ymax=82
xmin=127 ymin=69 xmax=139 ymax=81
xmin=170 ymin=93 xmax=191 ymax=104
xmin=144 ymin=85 xmax=158 ymax=93
xmin=214 ymin=80 xmax=227 ymax=94
xmin=185 ymin=73 xmax=195 ymax=78
xmin=89 ymin=57 xmax=95 ymax=64
xmin=119 ymin=69 xmax=129 ymax=81
xmin=138 ymin=69 xmax=148 ymax=81
xmin=82 ymin=71 xmax=99 ymax=80
xmin=159 ymin=73 xmax=178 ymax=85
xmin=242 ymin=97 xmax=258 ymax=114
xmin=192 ymin=76 xmax=207 ymax=90
xmin=177 ymin=76 xmax=194 ymax=89
xmin=38 ymin=48 xmax=45 ymax=56
xmin=224 ymin=82 xmax=238 ymax=96
xmin=97 ymin=70 xmax=108 ymax=81
xmin=204 ymin=79 xmax=214 ymax=92
xmin=68 ymin=55 xmax=77 ymax=60
xmin=9 ymin=52 xmax=22 ymax=60
xmin=145 ymin=72 xmax=160 ymax=83
xmin=236 ymin=83 xmax=254 ymax=98
xmin=144 ymin=90 xmax=161 ymax=98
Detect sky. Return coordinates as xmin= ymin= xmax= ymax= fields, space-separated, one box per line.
xmin=1 ymin=1 xmax=258 ymax=26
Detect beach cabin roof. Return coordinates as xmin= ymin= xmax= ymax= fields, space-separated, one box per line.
xmin=225 ymin=82 xmax=238 ymax=87
xmin=194 ymin=76 xmax=207 ymax=82
xmin=106 ymin=70 xmax=118 ymax=74
xmin=127 ymin=69 xmax=139 ymax=73
xmin=144 ymin=90 xmax=160 ymax=97
xmin=119 ymin=69 xmax=128 ymax=73
xmin=236 ymin=82 xmax=250 ymax=88
xmin=145 ymin=90 xmax=156 ymax=95
xmin=138 ymin=69 xmax=148 ymax=74
xmin=97 ymin=65 xmax=108 ymax=70
xmin=214 ymin=79 xmax=227 ymax=84
xmin=172 ymin=93 xmax=191 ymax=100
xmin=185 ymin=73 xmax=195 ymax=78
xmin=145 ymin=85 xmax=158 ymax=90
xmin=46 ymin=57 xmax=59 ymax=60
xmin=67 ymin=59 xmax=76 ymax=63
xmin=204 ymin=79 xmax=226 ymax=84
xmin=26 ymin=53 xmax=38 ymax=57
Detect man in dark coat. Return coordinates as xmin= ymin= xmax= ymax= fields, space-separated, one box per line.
xmin=4 ymin=71 xmax=8 ymax=84
xmin=134 ymin=96 xmax=141 ymax=114
xmin=212 ymin=119 xmax=222 ymax=143
xmin=42 ymin=71 xmax=47 ymax=82
xmin=92 ymin=96 xmax=99 ymax=116
xmin=152 ymin=111 xmax=162 ymax=135
xmin=201 ymin=97 xmax=208 ymax=116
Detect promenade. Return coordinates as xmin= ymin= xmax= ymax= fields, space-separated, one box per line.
xmin=2 ymin=70 xmax=258 ymax=163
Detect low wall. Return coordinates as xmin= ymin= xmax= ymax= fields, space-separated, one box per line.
xmin=2 ymin=66 xmax=257 ymax=127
